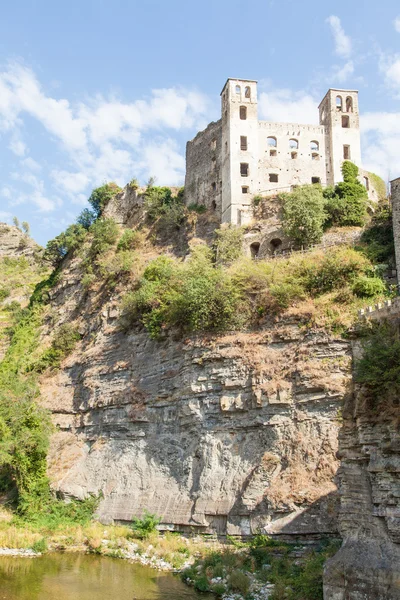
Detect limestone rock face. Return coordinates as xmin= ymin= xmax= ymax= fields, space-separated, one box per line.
xmin=41 ymin=255 xmax=350 ymax=536
xmin=0 ymin=222 xmax=39 ymax=260
xmin=324 ymin=340 xmax=400 ymax=599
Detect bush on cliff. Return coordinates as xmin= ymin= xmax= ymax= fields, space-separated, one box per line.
xmin=355 ymin=323 xmax=400 ymax=403
xmin=281 ymin=185 xmax=327 ymax=247
xmin=324 ymin=161 xmax=368 ymax=227
xmin=121 ymin=246 xmax=246 ymax=338
xmin=88 ymin=182 xmax=122 ymax=218
xmin=44 ymin=224 xmax=88 ymax=267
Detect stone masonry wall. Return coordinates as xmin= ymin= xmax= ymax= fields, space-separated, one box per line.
xmin=185 ymin=120 xmax=222 ymax=216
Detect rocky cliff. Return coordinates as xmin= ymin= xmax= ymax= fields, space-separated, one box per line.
xmin=324 ymin=328 xmax=400 ymax=599
xmin=35 ymin=216 xmax=351 ymax=537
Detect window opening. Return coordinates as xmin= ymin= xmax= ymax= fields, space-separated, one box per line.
xmin=343 ymin=145 xmax=351 ymax=160
xmin=342 ymin=115 xmax=350 ymax=128
xmin=270 ymin=149 xmax=277 ymax=157
xmin=289 ymin=139 xmax=298 ymax=149
xmin=240 ymin=136 xmax=248 ymax=151
xmin=235 ymin=85 xmax=241 ymax=94
xmin=250 ymin=242 xmax=260 ymax=259
xmin=346 ymin=97 xmax=353 ymax=113
xmin=211 ymin=200 xmax=217 ymax=211
xmin=210 ymin=138 xmax=217 ymax=150
xmin=311 ymin=177 xmax=321 ymax=184
xmin=242 ymin=186 xmax=249 ymax=194
xmin=245 ymin=86 xmax=251 ymax=98
xmin=336 ymin=95 xmax=343 ymax=110
xmin=312 ymin=153 xmax=319 ymax=161
xmin=269 ymin=173 xmax=278 ymax=183
xmin=240 ymin=163 xmax=249 ymax=177
xmin=270 ymin=238 xmax=282 ymax=251
xmin=291 ymin=151 xmax=298 ymax=159
xmin=310 ymin=140 xmax=319 ymax=152
xmin=363 ymin=177 xmax=369 ymax=191
xmin=239 ymin=106 xmax=247 ymax=120
xmin=211 ymin=182 xmax=217 ymax=192
xmin=267 ymin=136 xmax=277 ymax=147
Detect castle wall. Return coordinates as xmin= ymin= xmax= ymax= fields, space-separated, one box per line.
xmin=391 ymin=177 xmax=400 ymax=282
xmin=256 ymin=121 xmax=326 ymax=195
xmin=184 ymin=120 xmax=222 ymax=215
xmin=185 ymin=80 xmax=368 ymax=225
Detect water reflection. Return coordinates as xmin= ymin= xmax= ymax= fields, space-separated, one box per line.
xmin=0 ymin=553 xmax=211 ymax=599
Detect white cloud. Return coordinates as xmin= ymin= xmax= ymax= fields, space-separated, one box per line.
xmin=21 ymin=157 xmax=42 ymax=172
xmin=258 ymin=88 xmax=319 ymax=124
xmin=394 ymin=16 xmax=400 ymax=33
xmin=138 ymin=139 xmax=186 ymax=185
xmin=9 ymin=134 xmax=27 ymax=156
xmin=380 ymin=55 xmax=400 ymax=94
xmin=361 ymin=111 xmax=400 ymax=180
xmin=0 ymin=211 xmax=12 ymax=222
xmin=0 ymin=62 xmax=210 ymax=212
xmin=331 ymin=60 xmax=355 ymax=84
xmin=326 ymin=15 xmax=352 ymax=58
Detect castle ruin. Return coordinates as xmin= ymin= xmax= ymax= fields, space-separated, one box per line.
xmin=185 ymin=78 xmax=374 ymax=226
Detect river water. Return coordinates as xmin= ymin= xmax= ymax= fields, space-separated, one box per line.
xmin=0 ymin=553 xmax=212 ymax=599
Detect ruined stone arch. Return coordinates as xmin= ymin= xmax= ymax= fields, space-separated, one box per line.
xmin=346 ymin=96 xmax=353 ymax=113
xmin=289 ymin=138 xmax=299 ymax=149
xmin=267 ymin=136 xmax=277 ymax=147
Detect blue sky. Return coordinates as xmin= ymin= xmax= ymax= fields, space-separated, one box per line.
xmin=0 ymin=0 xmax=400 ymax=245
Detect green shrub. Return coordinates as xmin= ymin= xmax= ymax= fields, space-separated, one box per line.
xmin=89 ymin=218 xmax=119 ymax=257
xmin=352 ymin=275 xmax=386 ymax=298
xmin=214 ymin=226 xmax=244 ymax=265
xmin=281 ymin=184 xmax=327 ymax=247
xmin=252 ymin=195 xmax=262 ymax=206
xmin=117 ymin=229 xmax=142 ymax=251
xmin=82 ymin=273 xmax=96 ymax=289
xmin=193 ymin=575 xmax=210 ymax=592
xmin=358 ymin=204 xmax=394 ymax=264
xmin=32 ymin=537 xmax=48 ymax=553
xmin=368 ymin=172 xmax=387 ymax=202
xmin=354 ymin=324 xmax=400 ymax=403
xmin=129 ymin=178 xmax=139 ymax=190
xmin=33 ymin=324 xmax=81 ymax=372
xmin=121 ymin=247 xmax=246 ymax=338
xmin=228 ymin=569 xmax=250 ymax=595
xmin=44 ymin=224 xmax=88 ymax=267
xmin=211 ymin=582 xmax=226 ymax=595
xmin=144 ymin=186 xmax=173 ymax=220
xmin=188 ymin=203 xmax=207 ymax=214
xmin=0 ymin=287 xmax=11 ymax=301
xmin=324 ymin=161 xmax=368 ymax=227
xmin=76 ymin=208 xmax=96 ymax=230
xmin=130 ymin=511 xmax=161 ymax=539
xmin=88 ymin=182 xmax=122 ymax=218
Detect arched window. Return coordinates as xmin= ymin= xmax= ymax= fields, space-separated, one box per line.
xmin=245 ymin=86 xmax=251 ymax=98
xmin=270 ymin=238 xmax=282 ymax=250
xmin=363 ymin=177 xmax=369 ymax=191
xmin=239 ymin=106 xmax=247 ymax=120
xmin=235 ymin=84 xmax=241 ymax=94
xmin=250 ymin=242 xmax=260 ymax=259
xmin=289 ymin=139 xmax=298 ymax=149
xmin=346 ymin=97 xmax=353 ymax=113
xmin=310 ymin=140 xmax=319 ymax=152
xmin=336 ymin=95 xmax=343 ymax=110
xmin=267 ymin=136 xmax=277 ymax=147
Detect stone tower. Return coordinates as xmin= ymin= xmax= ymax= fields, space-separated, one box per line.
xmin=221 ymin=78 xmax=258 ymax=225
xmin=319 ymin=89 xmax=361 ymax=186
